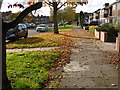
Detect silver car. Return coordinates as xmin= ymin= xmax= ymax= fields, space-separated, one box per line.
xmin=36 ymin=24 xmax=48 ymax=32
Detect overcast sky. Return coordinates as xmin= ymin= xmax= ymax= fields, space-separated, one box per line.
xmin=76 ymin=0 xmax=116 ymax=13
xmin=0 ymin=0 xmax=116 ymax=16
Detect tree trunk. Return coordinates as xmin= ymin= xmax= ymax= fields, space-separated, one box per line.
xmin=53 ymin=2 xmax=59 ymax=34
xmin=2 ymin=28 xmax=12 ymax=89
xmin=1 ymin=2 xmax=43 ymax=89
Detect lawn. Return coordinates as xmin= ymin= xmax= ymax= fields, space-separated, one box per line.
xmin=48 ymin=25 xmax=73 ymax=32
xmin=6 ymin=33 xmax=65 ymax=49
xmin=7 ymin=50 xmax=64 ymax=88
xmin=6 ymin=25 xmax=73 ymax=49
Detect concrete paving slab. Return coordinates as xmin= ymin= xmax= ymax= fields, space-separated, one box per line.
xmin=89 ymin=65 xmax=116 ymax=70
xmin=81 ymin=70 xmax=103 ymax=78
xmin=101 ymin=70 xmax=118 ymax=77
xmin=93 ymin=77 xmax=118 ymax=88
xmin=59 ymin=77 xmax=95 ymax=88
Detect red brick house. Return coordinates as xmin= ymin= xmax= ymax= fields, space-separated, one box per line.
xmin=108 ymin=1 xmax=120 ymax=23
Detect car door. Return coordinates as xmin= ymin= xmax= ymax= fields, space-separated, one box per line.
xmin=21 ymin=24 xmax=27 ymax=36
xmin=17 ymin=25 xmax=23 ymax=37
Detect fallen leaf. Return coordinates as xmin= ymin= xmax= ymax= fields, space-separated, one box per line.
xmin=111 ymin=84 xmax=117 ymax=86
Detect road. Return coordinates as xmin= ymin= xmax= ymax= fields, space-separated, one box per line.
xmin=28 ymin=28 xmax=40 ymax=37
xmin=28 ymin=27 xmax=53 ymax=37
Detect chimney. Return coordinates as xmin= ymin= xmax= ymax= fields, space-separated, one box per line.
xmin=104 ymin=3 xmax=109 ymax=7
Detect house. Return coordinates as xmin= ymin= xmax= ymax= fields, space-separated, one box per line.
xmin=93 ymin=9 xmax=100 ymax=21
xmin=108 ymin=1 xmax=120 ymax=23
xmin=99 ymin=3 xmax=109 ymax=23
xmin=84 ymin=12 xmax=93 ymax=23
xmin=32 ymin=15 xmax=51 ymax=24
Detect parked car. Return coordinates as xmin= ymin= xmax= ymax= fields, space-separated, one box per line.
xmin=89 ymin=21 xmax=101 ymax=26
xmin=25 ymin=23 xmax=31 ymax=29
xmin=99 ymin=22 xmax=108 ymax=27
xmin=83 ymin=21 xmax=90 ymax=26
xmin=36 ymin=24 xmax=48 ymax=32
xmin=26 ymin=23 xmax=36 ymax=29
xmin=58 ymin=22 xmax=64 ymax=26
xmin=30 ymin=23 xmax=36 ymax=28
xmin=64 ymin=22 xmax=71 ymax=25
xmin=6 ymin=24 xmax=28 ymax=40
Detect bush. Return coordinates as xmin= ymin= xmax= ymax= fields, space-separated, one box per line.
xmin=97 ymin=23 xmax=118 ymax=42
xmin=84 ymin=26 xmax=89 ymax=30
xmin=89 ymin=26 xmax=98 ymax=35
xmin=115 ymin=23 xmax=120 ymax=32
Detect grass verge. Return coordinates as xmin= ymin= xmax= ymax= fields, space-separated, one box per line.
xmin=6 ymin=33 xmax=65 ymax=49
xmin=7 ymin=50 xmax=71 ymax=89
xmin=6 ymin=28 xmax=74 ymax=49
xmin=48 ymin=25 xmax=73 ymax=32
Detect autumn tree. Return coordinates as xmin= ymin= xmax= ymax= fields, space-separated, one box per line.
xmin=28 ymin=0 xmax=88 ymax=34
xmin=50 ymin=7 xmax=75 ymax=23
xmin=62 ymin=7 xmax=75 ymax=22
xmin=42 ymin=0 xmax=88 ymax=34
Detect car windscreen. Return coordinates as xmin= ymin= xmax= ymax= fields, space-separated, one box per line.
xmin=90 ymin=21 xmax=100 ymax=25
xmin=19 ymin=24 xmax=27 ymax=28
xmin=39 ymin=25 xmax=46 ymax=27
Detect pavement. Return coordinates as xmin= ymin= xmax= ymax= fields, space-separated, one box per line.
xmin=57 ymin=26 xmax=118 ymax=89
xmin=6 ymin=47 xmax=60 ymax=52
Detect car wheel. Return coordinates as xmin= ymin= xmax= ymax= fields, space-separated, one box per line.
xmin=24 ymin=33 xmax=28 ymax=38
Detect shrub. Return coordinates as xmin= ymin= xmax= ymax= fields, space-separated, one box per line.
xmin=97 ymin=23 xmax=118 ymax=42
xmin=115 ymin=23 xmax=120 ymax=32
xmin=89 ymin=26 xmax=98 ymax=35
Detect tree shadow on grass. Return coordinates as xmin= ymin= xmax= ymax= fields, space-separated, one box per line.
xmin=10 ymin=37 xmax=44 ymax=44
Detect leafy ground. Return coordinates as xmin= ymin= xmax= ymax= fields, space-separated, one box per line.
xmin=7 ymin=50 xmax=71 ymax=89
xmin=6 ymin=25 xmax=73 ymax=49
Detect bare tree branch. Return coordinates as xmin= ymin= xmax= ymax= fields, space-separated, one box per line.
xmin=44 ymin=1 xmax=53 ymax=7
xmin=57 ymin=2 xmax=67 ymax=10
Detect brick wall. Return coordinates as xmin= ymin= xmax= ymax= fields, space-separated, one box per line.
xmin=112 ymin=10 xmax=118 ymax=17
xmin=116 ymin=33 xmax=120 ymax=52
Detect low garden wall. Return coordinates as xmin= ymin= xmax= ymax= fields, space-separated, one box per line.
xmin=94 ymin=30 xmax=120 ymax=52
xmin=100 ymin=31 xmax=108 ymax=42
xmin=94 ymin=30 xmax=107 ymax=42
xmin=116 ymin=33 xmax=120 ymax=52
xmin=94 ymin=29 xmax=100 ymax=39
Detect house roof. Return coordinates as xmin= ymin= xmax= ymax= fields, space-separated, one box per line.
xmin=105 ymin=1 xmax=120 ymax=9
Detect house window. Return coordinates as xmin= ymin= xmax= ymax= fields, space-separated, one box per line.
xmin=100 ymin=10 xmax=104 ymax=15
xmin=113 ymin=4 xmax=117 ymax=10
xmin=118 ymin=16 xmax=120 ymax=23
xmin=104 ymin=9 xmax=108 ymax=14
xmin=117 ymin=3 xmax=120 ymax=10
